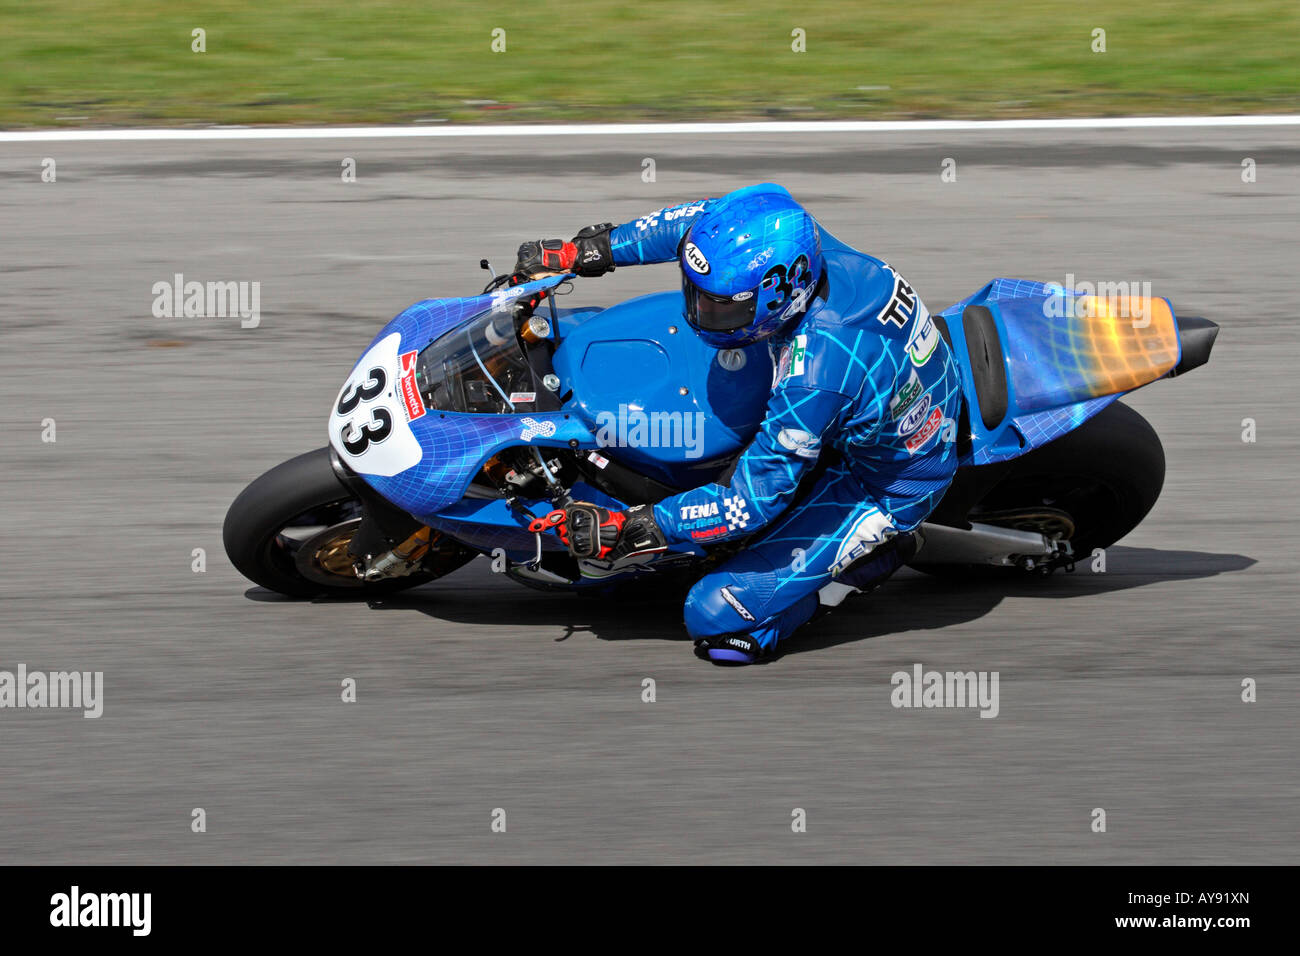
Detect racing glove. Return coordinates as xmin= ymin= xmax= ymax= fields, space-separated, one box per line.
xmin=529 ymin=503 xmax=666 ymax=563
xmin=514 ymin=223 xmax=615 ymax=278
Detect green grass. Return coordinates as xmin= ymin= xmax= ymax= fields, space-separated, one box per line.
xmin=1 ymin=0 xmax=1297 ymax=126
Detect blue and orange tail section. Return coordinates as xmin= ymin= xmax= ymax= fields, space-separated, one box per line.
xmin=938 ymin=279 xmax=1184 ymax=466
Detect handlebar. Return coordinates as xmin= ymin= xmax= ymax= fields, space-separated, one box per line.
xmin=480 ymin=255 xmax=571 ymax=296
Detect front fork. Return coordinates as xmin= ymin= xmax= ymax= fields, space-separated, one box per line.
xmin=329 ymin=447 xmax=436 ymax=580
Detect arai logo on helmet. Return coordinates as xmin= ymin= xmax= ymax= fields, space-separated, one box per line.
xmin=683 ymin=241 xmax=710 ymax=274
xmin=731 ymin=291 xmax=753 ymax=301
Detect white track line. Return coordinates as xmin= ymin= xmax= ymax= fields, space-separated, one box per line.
xmin=2 ymin=115 xmax=1300 ymax=143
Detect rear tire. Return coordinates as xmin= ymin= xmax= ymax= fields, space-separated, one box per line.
xmin=915 ymin=401 xmax=1165 ymax=575
xmin=222 ymin=448 xmax=473 ymax=598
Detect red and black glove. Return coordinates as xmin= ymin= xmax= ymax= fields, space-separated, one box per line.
xmin=515 ymin=239 xmax=577 ymax=275
xmin=529 ymin=503 xmax=666 ymax=563
xmin=514 ymin=223 xmax=615 ymax=278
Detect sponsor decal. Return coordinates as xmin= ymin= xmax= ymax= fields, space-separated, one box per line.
xmin=904 ymin=406 xmax=945 ymax=454
xmin=731 ymin=290 xmax=754 ymax=301
xmin=690 ymin=526 xmax=727 ymax=541
xmin=777 ymin=428 xmax=821 ymax=459
xmin=680 ymin=502 xmax=720 ymax=521
xmin=723 ymin=494 xmax=751 ymax=531
xmin=830 ymin=508 xmax=895 ymax=576
xmin=778 ymin=284 xmax=812 ymax=322
xmin=519 ymin=417 xmax=557 ymax=442
xmin=879 ymin=274 xmax=918 ymax=328
xmin=586 ymin=451 xmax=610 ymax=469
xmin=489 ymin=284 xmax=528 ymax=314
xmin=789 ymin=334 xmax=807 ymax=376
xmin=677 ymin=502 xmax=725 ymax=534
xmin=664 ymin=202 xmax=706 ymax=222
xmin=897 ymin=394 xmax=933 ymax=436
xmin=398 ymin=350 xmax=425 ymax=422
xmin=330 ymin=333 xmax=423 ymax=477
xmin=720 ymin=586 xmax=756 ymax=623
xmin=906 ymin=311 xmax=940 ymax=366
xmin=637 ymin=203 xmax=705 ymax=231
xmin=889 ymin=369 xmax=925 ymax=420
xmin=508 ymin=391 xmax=536 ymax=404
xmin=683 ymin=241 xmax=710 ymax=274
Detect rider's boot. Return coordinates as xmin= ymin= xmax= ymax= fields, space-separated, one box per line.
xmin=694 ymin=592 xmax=819 ymax=665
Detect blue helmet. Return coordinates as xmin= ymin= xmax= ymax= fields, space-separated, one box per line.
xmin=680 ymin=184 xmax=824 ymax=349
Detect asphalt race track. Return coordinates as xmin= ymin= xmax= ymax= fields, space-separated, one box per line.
xmin=1 ymin=127 xmax=1297 ymax=864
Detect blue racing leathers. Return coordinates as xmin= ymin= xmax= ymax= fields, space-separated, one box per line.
xmin=606 ymin=198 xmax=963 ymax=650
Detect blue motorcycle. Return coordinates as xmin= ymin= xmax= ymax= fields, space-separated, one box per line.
xmin=223 ymin=231 xmax=1218 ymax=598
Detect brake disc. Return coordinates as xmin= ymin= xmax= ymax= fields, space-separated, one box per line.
xmin=292 ymin=518 xmax=366 ymax=588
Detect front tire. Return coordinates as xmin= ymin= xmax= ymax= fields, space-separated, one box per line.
xmin=222 ymin=448 xmax=473 ymax=598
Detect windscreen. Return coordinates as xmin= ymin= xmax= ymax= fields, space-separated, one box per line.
xmin=417 ymin=308 xmax=535 ymax=414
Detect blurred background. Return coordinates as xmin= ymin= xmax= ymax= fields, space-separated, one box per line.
xmin=1 ymin=0 xmax=1297 ymax=128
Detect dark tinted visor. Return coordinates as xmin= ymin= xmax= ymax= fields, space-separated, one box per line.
xmin=683 ymin=277 xmax=758 ymax=332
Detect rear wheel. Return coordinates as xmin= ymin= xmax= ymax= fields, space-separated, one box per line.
xmin=916 ymin=401 xmax=1165 ymax=575
xmin=222 ymin=448 xmax=475 ymax=598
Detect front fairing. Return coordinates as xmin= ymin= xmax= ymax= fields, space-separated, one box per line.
xmin=327 ymin=276 xmax=589 ymax=520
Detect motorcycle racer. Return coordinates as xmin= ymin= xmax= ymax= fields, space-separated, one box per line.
xmin=518 ymin=184 xmax=962 ymax=664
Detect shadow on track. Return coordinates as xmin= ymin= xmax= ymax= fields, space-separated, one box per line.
xmin=241 ymin=545 xmax=1255 ymax=656
xmin=784 ymin=546 xmax=1256 ymax=658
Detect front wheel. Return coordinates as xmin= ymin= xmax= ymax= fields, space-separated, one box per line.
xmin=222 ymin=448 xmax=475 ymax=598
